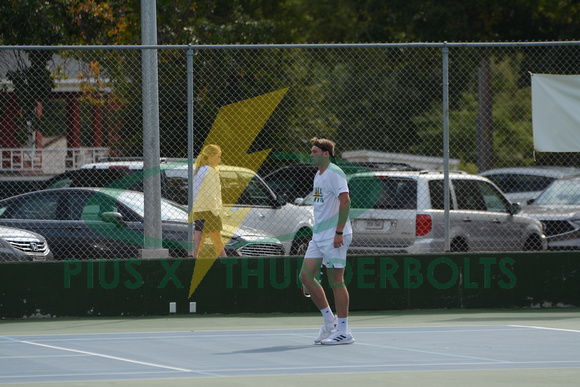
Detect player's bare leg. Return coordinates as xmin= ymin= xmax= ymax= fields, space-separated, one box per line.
xmin=321 ymin=266 xmax=354 ymax=344
xmin=192 ymin=230 xmax=203 ymax=257
xmin=301 ymin=258 xmax=338 ymax=343
xmin=300 ymin=258 xmax=329 ymax=309
xmin=327 ymin=267 xmax=349 ymax=318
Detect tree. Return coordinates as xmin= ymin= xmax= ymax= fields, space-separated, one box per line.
xmin=359 ymin=0 xmax=580 ymax=170
xmin=0 ymin=0 xmax=137 ymax=146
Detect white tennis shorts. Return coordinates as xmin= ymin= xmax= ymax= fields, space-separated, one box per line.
xmin=304 ymin=234 xmax=352 ymax=268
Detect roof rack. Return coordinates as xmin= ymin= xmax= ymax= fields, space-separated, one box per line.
xmin=418 ymin=170 xmax=467 ymax=174
xmin=96 ymin=157 xmax=187 ymax=163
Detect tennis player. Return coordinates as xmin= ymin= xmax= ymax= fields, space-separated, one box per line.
xmin=191 ymin=144 xmax=227 ymax=259
xmin=300 ymin=137 xmax=354 ymax=345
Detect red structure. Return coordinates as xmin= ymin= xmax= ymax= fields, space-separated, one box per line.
xmin=1 ymin=90 xmax=120 ymax=172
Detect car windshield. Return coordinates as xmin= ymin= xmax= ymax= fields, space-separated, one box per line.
xmin=534 ymin=179 xmax=580 ymax=206
xmin=112 ymin=191 xmax=188 ymax=221
xmin=485 ymin=173 xmax=555 ymax=193
xmin=349 ymin=176 xmax=417 ymax=209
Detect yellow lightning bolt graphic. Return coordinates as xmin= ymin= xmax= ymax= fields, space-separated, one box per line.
xmin=188 ymin=88 xmax=289 ymax=297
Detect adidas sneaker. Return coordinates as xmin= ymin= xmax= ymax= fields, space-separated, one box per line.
xmin=321 ymin=329 xmax=355 ymax=345
xmin=314 ymin=316 xmax=337 ymax=343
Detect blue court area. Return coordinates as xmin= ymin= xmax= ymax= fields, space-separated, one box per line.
xmin=1 ymin=310 xmax=579 ymax=386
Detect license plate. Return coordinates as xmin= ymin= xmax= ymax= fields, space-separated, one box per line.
xmin=366 ymin=220 xmax=385 ymax=230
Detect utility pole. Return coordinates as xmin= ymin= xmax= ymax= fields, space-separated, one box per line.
xmin=141 ymin=0 xmax=168 ymax=259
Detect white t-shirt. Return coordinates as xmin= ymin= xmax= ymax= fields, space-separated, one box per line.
xmin=311 ymin=163 xmax=352 ymax=241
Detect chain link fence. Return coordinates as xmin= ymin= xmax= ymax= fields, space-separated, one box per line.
xmin=1 ymin=42 xmax=579 ymax=261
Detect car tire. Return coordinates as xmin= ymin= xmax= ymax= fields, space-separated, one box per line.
xmin=523 ymin=234 xmax=543 ymax=251
xmin=290 ymin=228 xmax=312 ymax=256
xmin=450 ymin=238 xmax=469 ymax=252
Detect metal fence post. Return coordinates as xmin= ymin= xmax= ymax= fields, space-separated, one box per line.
xmin=187 ymin=45 xmax=194 ymax=256
xmin=442 ymin=42 xmax=451 ymax=252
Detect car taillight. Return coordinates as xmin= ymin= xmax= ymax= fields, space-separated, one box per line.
xmin=416 ymin=214 xmax=432 ymax=236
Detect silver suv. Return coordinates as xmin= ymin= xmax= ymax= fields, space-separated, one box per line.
xmin=345 ymin=171 xmax=547 ymax=254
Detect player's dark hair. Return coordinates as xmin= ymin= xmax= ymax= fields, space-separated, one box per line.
xmin=311 ymin=137 xmax=335 ymax=157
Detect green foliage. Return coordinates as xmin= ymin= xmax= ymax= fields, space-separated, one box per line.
xmin=1 ymin=0 xmax=578 ymax=170
xmin=411 ymin=54 xmax=541 ymax=172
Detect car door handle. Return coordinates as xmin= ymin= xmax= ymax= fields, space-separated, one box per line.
xmin=67 ymin=227 xmax=81 ymax=232
xmin=258 ymin=213 xmax=265 ymax=218
xmin=492 ymin=219 xmax=502 ymax=224
xmin=462 ymin=218 xmax=471 ymax=222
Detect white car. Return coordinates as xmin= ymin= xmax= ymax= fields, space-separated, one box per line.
xmin=479 ymin=166 xmax=580 ymax=205
xmin=76 ymin=160 xmax=314 ymax=255
xmin=164 ymin=164 xmax=314 ymax=255
xmin=0 ymin=225 xmax=54 ymax=261
xmin=520 ymin=175 xmax=580 ymax=250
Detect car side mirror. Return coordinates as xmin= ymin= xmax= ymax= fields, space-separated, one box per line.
xmin=526 ymin=198 xmax=535 ymax=205
xmin=294 ymin=198 xmax=305 ymax=205
xmin=270 ymin=194 xmax=285 ymax=208
xmin=509 ymin=203 xmax=521 ymax=215
xmin=101 ymin=212 xmax=125 ymax=226
xmin=278 ymin=195 xmax=288 ymax=206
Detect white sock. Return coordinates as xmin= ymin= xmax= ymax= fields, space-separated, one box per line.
xmin=320 ymin=306 xmax=335 ymax=325
xmin=337 ymin=317 xmax=348 ymax=332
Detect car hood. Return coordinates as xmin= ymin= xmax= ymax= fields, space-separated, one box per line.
xmin=520 ymin=205 xmax=580 ymax=220
xmin=223 ymin=224 xmax=280 ymax=243
xmin=0 ymin=226 xmax=46 ymax=242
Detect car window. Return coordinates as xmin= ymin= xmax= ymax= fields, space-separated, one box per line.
xmin=485 ymin=173 xmax=554 ymax=193
xmin=453 ymin=180 xmax=487 ymax=211
xmin=220 ymin=171 xmax=245 ymax=205
xmin=46 ymin=169 xmax=143 ymax=191
xmin=114 ymin=191 xmax=187 ymax=221
xmin=534 ymin=179 xmax=580 ymax=205
xmin=454 ymin=180 xmax=509 ymax=212
xmin=48 ymin=176 xmax=73 ymax=189
xmin=350 ymin=176 xmax=417 ymax=209
xmin=165 ymin=176 xmax=188 ymax=205
xmin=428 ymin=180 xmax=453 ymax=210
xmin=3 ymin=193 xmax=62 ymax=220
xmin=264 ymin=166 xmax=317 ymax=201
xmin=238 ymin=172 xmax=274 ymax=206
xmin=478 ymin=182 xmax=509 ymax=212
xmin=68 ymin=192 xmax=119 ymax=221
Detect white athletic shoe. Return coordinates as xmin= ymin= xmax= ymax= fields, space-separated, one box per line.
xmin=314 ymin=316 xmax=337 ymax=343
xmin=301 ymin=284 xmax=310 ymax=298
xmin=321 ymin=329 xmax=355 ymax=345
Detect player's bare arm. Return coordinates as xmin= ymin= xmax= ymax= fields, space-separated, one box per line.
xmin=334 ymin=192 xmax=350 ymax=248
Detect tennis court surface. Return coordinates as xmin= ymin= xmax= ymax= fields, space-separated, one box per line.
xmin=1 ymin=309 xmax=579 ymax=386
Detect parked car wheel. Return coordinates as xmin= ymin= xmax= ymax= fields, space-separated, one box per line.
xmin=290 ymin=228 xmax=312 ymax=256
xmin=523 ymin=234 xmax=545 ymax=251
xmin=450 ymin=238 xmax=469 ymax=252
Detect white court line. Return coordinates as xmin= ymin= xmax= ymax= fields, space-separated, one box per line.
xmin=186 ymin=360 xmax=580 ymax=374
xmin=0 ymin=370 xmax=192 ymax=381
xmin=2 ymin=337 xmax=223 ymax=376
xmin=509 ymin=325 xmax=580 ymax=333
xmin=1 ymin=327 xmax=519 ymax=343
xmin=0 ymin=354 xmax=90 ymax=359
